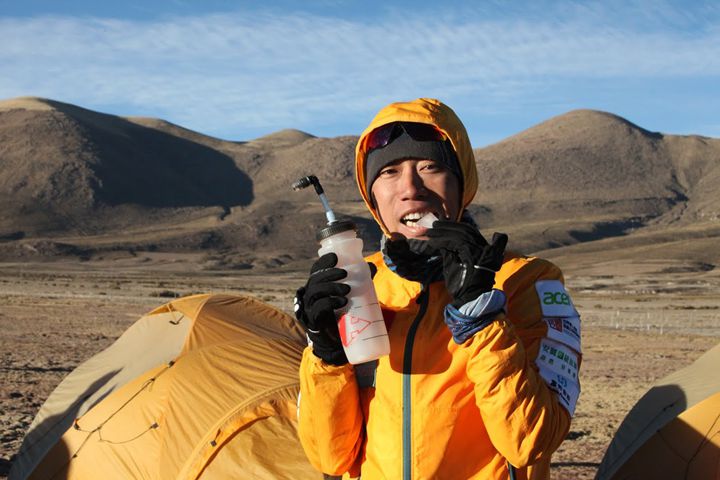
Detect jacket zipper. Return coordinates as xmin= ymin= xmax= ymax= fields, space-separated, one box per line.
xmin=402 ymin=284 xmax=430 ymax=480
xmin=507 ymin=461 xmax=517 ymax=479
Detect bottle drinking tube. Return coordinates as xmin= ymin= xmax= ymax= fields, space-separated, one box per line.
xmin=292 ymin=175 xmax=390 ymax=364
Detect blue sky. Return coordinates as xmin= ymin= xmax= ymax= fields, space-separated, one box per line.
xmin=1 ymin=0 xmax=718 ymax=146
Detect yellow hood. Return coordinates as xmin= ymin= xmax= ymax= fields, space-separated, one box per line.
xmin=355 ymin=98 xmax=478 ymax=235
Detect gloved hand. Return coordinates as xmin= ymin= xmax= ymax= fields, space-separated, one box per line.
xmin=294 ymin=253 xmax=350 ymax=365
xmin=384 ymin=232 xmax=431 ymax=278
xmin=426 ymin=221 xmax=508 ymax=308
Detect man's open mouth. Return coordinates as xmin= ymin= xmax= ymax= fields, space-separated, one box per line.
xmin=400 ymin=211 xmax=435 ymax=227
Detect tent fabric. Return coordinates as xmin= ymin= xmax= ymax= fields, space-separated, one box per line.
xmin=10 ymin=294 xmax=319 ymax=480
xmin=10 ymin=304 xmax=195 ymax=479
xmin=596 ymin=341 xmax=720 ymax=480
xmin=609 ymin=391 xmax=720 ymax=479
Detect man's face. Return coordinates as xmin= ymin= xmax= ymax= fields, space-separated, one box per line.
xmin=371 ymin=158 xmax=462 ymax=239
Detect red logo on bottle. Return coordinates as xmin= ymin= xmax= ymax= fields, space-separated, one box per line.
xmin=339 ymin=314 xmax=371 ymax=346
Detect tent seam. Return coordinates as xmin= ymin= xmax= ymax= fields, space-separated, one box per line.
xmin=183 ymin=381 xmax=301 ymax=480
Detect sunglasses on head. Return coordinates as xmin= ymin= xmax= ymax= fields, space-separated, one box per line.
xmin=364 ymin=122 xmax=447 ymax=153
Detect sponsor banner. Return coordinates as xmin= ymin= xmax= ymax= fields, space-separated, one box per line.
xmin=537 ymin=338 xmax=579 ymax=381
xmin=545 ymin=315 xmax=582 ymax=353
xmin=535 ymin=280 xmax=577 ymax=318
xmin=540 ymin=368 xmax=580 ymax=416
xmin=536 ymin=338 xmax=580 ymax=415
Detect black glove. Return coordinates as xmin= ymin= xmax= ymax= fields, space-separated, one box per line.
xmin=383 ymin=232 xmax=431 ymax=278
xmin=294 ymin=253 xmax=350 ymax=365
xmin=426 ymin=221 xmax=508 ymax=308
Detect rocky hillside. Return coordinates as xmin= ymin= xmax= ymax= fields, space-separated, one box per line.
xmin=1 ymin=97 xmax=718 ymax=268
xmin=473 ymin=109 xmax=720 ymax=251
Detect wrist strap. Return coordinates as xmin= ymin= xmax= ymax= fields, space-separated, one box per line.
xmin=444 ymin=289 xmax=506 ymax=344
xmin=457 ymin=288 xmax=506 ymax=317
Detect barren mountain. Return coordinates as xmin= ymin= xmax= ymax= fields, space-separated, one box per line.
xmin=0 ymin=97 xmax=253 ymax=236
xmin=473 ymin=109 xmax=720 ymax=254
xmin=0 ymin=97 xmax=718 ymax=268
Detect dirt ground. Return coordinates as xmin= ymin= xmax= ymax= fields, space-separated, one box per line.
xmin=1 ymin=257 xmax=718 ymax=479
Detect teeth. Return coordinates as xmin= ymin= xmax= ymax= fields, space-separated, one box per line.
xmin=402 ymin=211 xmax=430 ymax=221
xmin=402 ymin=211 xmax=432 ymax=227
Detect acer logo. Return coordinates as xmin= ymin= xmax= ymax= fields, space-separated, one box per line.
xmin=543 ymin=291 xmax=571 ymax=306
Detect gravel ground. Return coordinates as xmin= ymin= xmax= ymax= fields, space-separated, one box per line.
xmin=1 ymin=263 xmax=718 ymax=479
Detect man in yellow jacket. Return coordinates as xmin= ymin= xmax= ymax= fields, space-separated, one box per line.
xmin=294 ymin=98 xmax=581 ymax=479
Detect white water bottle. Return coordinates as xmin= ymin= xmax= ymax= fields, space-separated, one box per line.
xmin=317 ymin=220 xmax=390 ymax=364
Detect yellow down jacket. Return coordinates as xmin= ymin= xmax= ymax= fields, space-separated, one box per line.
xmin=298 ymin=99 xmax=581 ymax=479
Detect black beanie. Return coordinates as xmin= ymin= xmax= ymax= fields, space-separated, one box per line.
xmin=365 ymin=130 xmax=461 ymax=201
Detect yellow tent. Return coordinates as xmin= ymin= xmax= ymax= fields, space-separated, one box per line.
xmin=596 ymin=341 xmax=720 ymax=479
xmin=10 ymin=294 xmax=321 ymax=479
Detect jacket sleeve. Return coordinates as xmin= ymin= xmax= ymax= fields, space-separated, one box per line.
xmin=297 ymin=347 xmax=365 ymax=475
xmin=463 ymin=258 xmax=580 ymax=468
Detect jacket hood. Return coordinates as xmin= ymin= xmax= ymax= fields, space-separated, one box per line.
xmin=355 ymin=98 xmax=478 ymax=235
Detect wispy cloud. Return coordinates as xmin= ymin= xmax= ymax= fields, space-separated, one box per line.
xmin=0 ymin=2 xmax=718 ymax=140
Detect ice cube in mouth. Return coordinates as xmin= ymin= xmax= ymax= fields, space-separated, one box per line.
xmin=416 ymin=213 xmax=438 ymax=229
